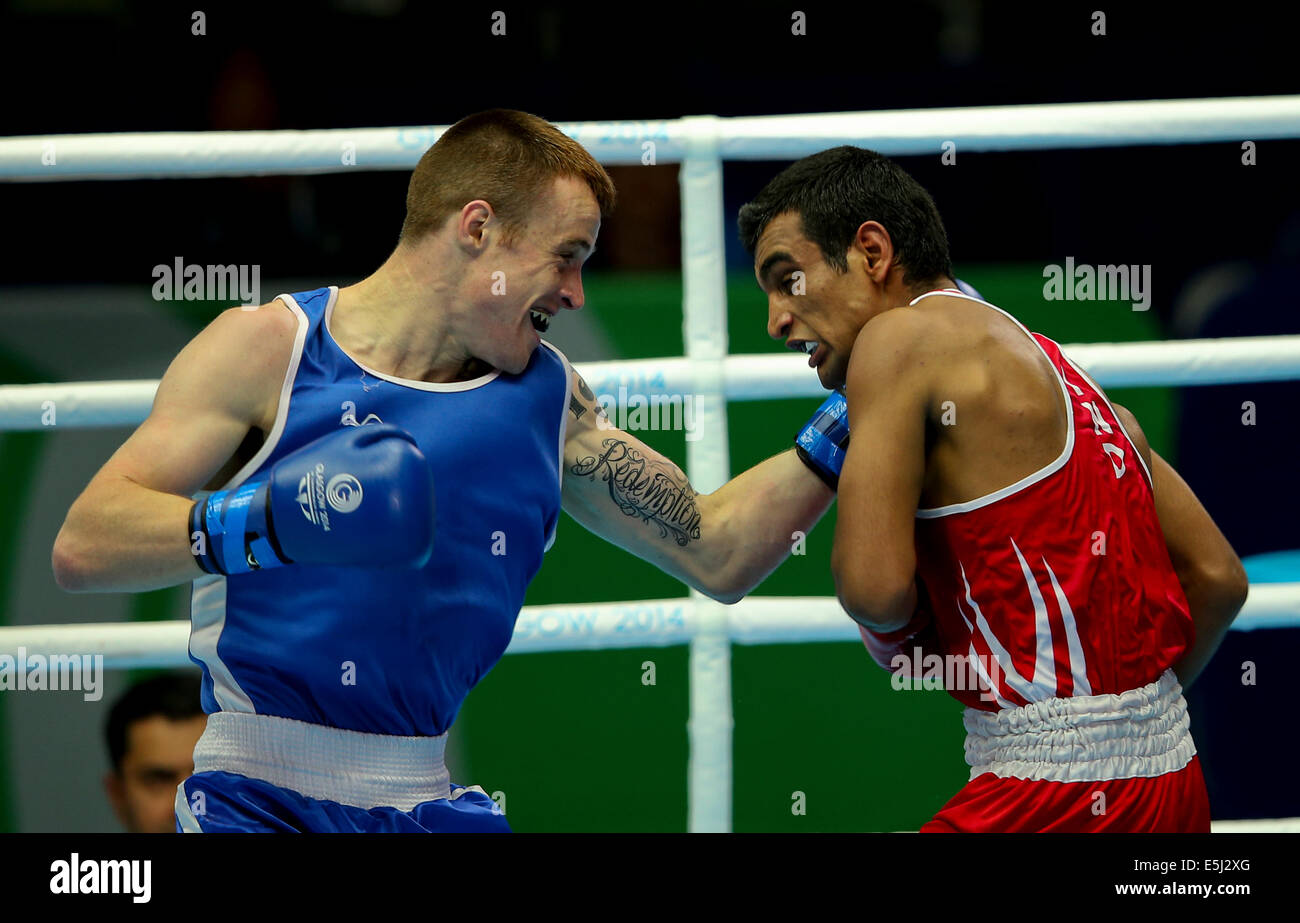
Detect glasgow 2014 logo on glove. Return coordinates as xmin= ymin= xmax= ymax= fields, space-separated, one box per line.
xmin=326 ymin=474 xmax=363 ymax=513
xmin=297 ymin=464 xmax=366 ymax=529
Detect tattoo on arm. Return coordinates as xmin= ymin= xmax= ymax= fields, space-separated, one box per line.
xmin=569 ymin=373 xmax=608 ymax=423
xmin=571 ymin=438 xmax=702 ymax=546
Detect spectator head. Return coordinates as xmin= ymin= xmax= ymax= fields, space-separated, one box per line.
xmin=103 ymin=672 xmax=206 ymax=833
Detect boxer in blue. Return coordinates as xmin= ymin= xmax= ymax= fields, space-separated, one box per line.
xmin=52 ymin=110 xmax=850 ymax=832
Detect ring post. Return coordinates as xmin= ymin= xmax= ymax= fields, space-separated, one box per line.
xmin=680 ymin=115 xmax=733 ymax=833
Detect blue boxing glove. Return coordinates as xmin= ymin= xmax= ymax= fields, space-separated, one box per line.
xmin=189 ymin=423 xmax=435 ymax=575
xmin=795 ymin=390 xmax=850 ymax=490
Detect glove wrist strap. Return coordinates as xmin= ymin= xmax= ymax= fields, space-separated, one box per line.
xmin=796 ymin=445 xmax=840 ymax=491
xmin=190 ymin=482 xmax=288 ymax=577
xmin=795 ymin=391 xmax=850 ymax=491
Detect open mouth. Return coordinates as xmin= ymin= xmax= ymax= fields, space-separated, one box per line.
xmin=789 ymin=339 xmax=824 ymax=368
xmin=530 ymin=309 xmax=551 ymax=333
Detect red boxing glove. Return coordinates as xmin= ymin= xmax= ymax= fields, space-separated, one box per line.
xmin=858 ymin=581 xmax=938 ymax=673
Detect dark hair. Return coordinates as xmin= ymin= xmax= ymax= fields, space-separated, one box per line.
xmin=400 ymin=109 xmax=617 ymax=245
xmin=105 ymin=672 xmax=203 ymax=772
xmin=738 ymin=146 xmax=952 ymax=286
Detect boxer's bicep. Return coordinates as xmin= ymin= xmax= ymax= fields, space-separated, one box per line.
xmin=1149 ymin=449 xmax=1247 ymax=598
xmin=54 ymin=304 xmax=297 ymax=591
xmin=561 ymin=369 xmax=703 ymax=580
xmin=93 ymin=305 xmax=293 ymax=499
xmin=1113 ymin=403 xmax=1241 ymax=588
xmin=831 ymin=313 xmax=930 ymax=630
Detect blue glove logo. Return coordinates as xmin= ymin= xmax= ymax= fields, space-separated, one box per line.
xmin=296 ymin=474 xmax=316 ymax=524
xmin=326 ymin=474 xmax=364 ymax=513
xmin=296 ymin=463 xmax=332 ymax=530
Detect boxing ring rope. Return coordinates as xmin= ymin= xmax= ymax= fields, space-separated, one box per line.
xmin=4 ymin=337 xmax=1300 ymax=429
xmin=3 ymin=95 xmax=1298 ymax=179
xmin=4 ymin=94 xmax=1300 ymax=832
xmin=3 ymin=585 xmax=1299 ymax=669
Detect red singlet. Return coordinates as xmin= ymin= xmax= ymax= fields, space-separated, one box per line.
xmin=876 ymin=291 xmax=1209 ymax=832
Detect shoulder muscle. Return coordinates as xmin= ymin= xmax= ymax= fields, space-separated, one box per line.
xmin=845 ymin=306 xmax=939 ymax=413
xmin=101 ymin=299 xmax=299 ymax=497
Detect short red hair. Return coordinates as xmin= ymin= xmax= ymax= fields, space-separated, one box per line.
xmin=400 ymin=109 xmax=616 ymax=245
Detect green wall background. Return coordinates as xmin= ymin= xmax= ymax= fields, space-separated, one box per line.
xmin=0 ymin=266 xmax=1172 ymax=831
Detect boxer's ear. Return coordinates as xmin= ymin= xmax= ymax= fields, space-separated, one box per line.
xmin=455 ymin=200 xmax=497 ymax=252
xmin=851 ymin=221 xmax=894 ymax=282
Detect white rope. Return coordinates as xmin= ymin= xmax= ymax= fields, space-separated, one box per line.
xmin=715 ymin=95 xmax=1300 ymax=160
xmin=4 ymin=336 xmax=1300 ymax=431
xmin=3 ymin=585 xmax=1295 ymax=669
xmin=3 ymin=95 xmax=1297 ymax=180
xmin=1211 ymin=817 xmax=1300 ymax=832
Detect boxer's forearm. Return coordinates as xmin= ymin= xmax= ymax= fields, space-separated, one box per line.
xmin=692 ymin=449 xmax=835 ymax=601
xmin=561 ymin=389 xmax=833 ymax=601
xmin=53 ymin=475 xmax=204 ymax=593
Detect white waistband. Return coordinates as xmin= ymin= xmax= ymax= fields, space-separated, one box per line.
xmin=962 ymin=669 xmax=1196 ymax=783
xmin=193 ymin=712 xmax=451 ymax=811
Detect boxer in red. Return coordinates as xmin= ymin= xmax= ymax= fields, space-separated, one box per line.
xmin=740 ymin=147 xmax=1249 ymax=832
